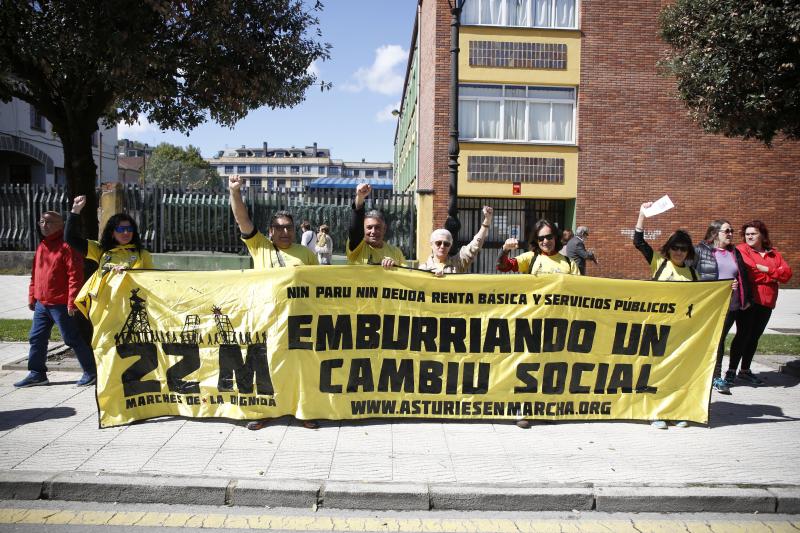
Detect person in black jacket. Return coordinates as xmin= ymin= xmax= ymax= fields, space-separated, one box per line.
xmin=694 ymin=219 xmax=752 ymax=393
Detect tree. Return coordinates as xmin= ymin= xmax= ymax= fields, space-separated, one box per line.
xmin=659 ymin=0 xmax=800 ymax=145
xmin=0 ymin=0 xmax=329 ymax=236
xmin=142 ymin=143 xmax=221 ymax=189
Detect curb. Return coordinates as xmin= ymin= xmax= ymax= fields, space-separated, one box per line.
xmin=1 ymin=471 xmax=799 ymax=513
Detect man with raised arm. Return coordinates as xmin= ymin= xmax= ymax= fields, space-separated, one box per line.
xmin=347 ymin=183 xmax=405 ymax=269
xmin=228 ymin=174 xmax=318 ymax=431
xmin=228 ymin=175 xmax=317 ymax=268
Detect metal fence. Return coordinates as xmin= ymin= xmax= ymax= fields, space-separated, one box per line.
xmin=457 ymin=197 xmax=566 ymax=274
xmin=0 ymin=184 xmax=416 ymax=257
xmin=0 ymin=184 xmax=72 ymax=250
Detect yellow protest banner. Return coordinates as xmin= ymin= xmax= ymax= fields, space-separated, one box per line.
xmin=88 ymin=267 xmax=731 ymax=428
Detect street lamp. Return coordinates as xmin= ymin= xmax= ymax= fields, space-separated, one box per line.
xmin=445 ymin=0 xmax=465 ymax=253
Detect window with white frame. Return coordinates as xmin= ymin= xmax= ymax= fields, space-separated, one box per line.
xmin=224 ymin=165 xmax=234 ymax=174
xmin=459 ymin=84 xmax=575 ymax=143
xmin=462 ymin=0 xmax=577 ymax=29
xmin=237 ymin=165 xmax=246 ymax=173
xmin=250 ymin=165 xmax=262 ymax=173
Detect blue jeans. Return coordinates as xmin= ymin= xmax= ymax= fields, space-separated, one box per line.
xmin=28 ymin=302 xmax=96 ymax=376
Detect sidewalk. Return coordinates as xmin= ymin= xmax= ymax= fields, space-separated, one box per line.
xmin=0 ymin=339 xmax=799 ymax=512
xmin=1 ymin=273 xmax=799 ymax=512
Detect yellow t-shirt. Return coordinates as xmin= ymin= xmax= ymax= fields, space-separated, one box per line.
xmin=346 ymin=239 xmax=406 ymax=266
xmin=86 ymin=241 xmax=153 ymax=270
xmin=649 ymin=256 xmax=695 ymax=282
xmin=75 ymin=241 xmax=154 ymax=317
xmin=515 ymin=252 xmax=581 ymax=276
xmin=243 ymin=231 xmax=318 ymax=269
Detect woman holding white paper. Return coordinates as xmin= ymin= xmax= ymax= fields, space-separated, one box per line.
xmin=633 ymin=202 xmax=697 ymax=429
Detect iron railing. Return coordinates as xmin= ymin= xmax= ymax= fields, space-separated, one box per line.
xmin=0 ymin=184 xmax=73 ymax=250
xmin=0 ymin=184 xmax=417 ymax=258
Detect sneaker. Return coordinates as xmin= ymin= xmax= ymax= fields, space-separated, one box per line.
xmin=737 ymin=371 xmax=764 ymax=386
xmin=651 ymin=420 xmax=667 ymax=430
xmin=515 ymin=419 xmax=531 ymax=429
xmin=724 ymin=370 xmax=736 ymax=386
xmin=13 ymin=373 xmax=49 ymax=388
xmin=712 ymin=377 xmax=731 ymax=395
xmin=75 ymin=373 xmax=96 ymax=386
xmin=674 ymin=420 xmax=689 ymax=428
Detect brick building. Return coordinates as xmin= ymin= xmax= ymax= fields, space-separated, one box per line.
xmin=394 ymin=0 xmax=799 ymax=284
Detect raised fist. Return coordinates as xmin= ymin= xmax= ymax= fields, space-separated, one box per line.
xmin=503 ymin=238 xmax=519 ymax=252
xmin=356 ymin=183 xmax=372 ymax=199
xmin=72 ymin=195 xmax=86 ymax=214
xmin=228 ymin=175 xmax=242 ymax=192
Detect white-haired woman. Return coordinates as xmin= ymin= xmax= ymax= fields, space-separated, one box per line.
xmin=418 ymin=206 xmax=493 ymax=275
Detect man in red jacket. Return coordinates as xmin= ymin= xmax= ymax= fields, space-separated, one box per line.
xmin=14 ymin=211 xmax=97 ymax=388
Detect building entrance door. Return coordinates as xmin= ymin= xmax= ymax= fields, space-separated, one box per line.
xmin=456 ymin=197 xmax=566 ymax=273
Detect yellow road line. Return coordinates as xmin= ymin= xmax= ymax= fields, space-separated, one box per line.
xmin=0 ymin=508 xmax=798 ymax=532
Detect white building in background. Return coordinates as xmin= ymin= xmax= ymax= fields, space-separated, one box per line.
xmin=206 ymin=142 xmax=393 ymax=193
xmin=0 ymin=97 xmax=118 ymax=185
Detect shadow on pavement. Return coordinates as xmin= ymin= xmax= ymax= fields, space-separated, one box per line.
xmin=709 ymin=401 xmax=800 ymax=428
xmin=0 ymin=406 xmax=76 ymax=430
xmin=731 ymin=369 xmax=800 ymax=389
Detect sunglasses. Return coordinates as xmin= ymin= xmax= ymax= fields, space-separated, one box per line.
xmin=434 ymin=240 xmax=452 ymax=248
xmin=537 ymin=234 xmax=555 ymax=242
xmin=670 ymin=245 xmax=689 ymax=252
xmin=271 ymin=223 xmax=294 ymax=231
xmin=115 ymin=226 xmax=134 ymax=233
xmin=720 ymin=228 xmax=733 ymax=234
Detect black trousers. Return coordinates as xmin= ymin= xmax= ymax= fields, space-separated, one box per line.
xmin=714 ymin=310 xmax=738 ymax=379
xmin=728 ymin=303 xmax=773 ymax=373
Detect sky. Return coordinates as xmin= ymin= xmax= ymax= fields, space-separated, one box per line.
xmin=118 ymin=1 xmax=418 ymax=163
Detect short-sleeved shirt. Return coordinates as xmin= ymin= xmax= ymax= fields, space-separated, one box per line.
xmin=346 ymin=239 xmax=405 ymax=266
xmin=649 ymin=256 xmax=695 ymax=282
xmin=515 ymin=252 xmax=581 ymax=276
xmin=243 ymin=231 xmax=318 ymax=269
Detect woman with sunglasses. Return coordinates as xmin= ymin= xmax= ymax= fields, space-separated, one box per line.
xmin=633 ymin=202 xmax=697 ymax=430
xmin=497 ymin=219 xmax=580 ymax=276
xmin=498 ymin=218 xmax=578 ymax=429
xmin=66 ymin=195 xmax=153 ymax=313
xmin=694 ymin=220 xmax=752 ymax=395
xmin=418 ymin=206 xmax=493 ymax=275
xmin=728 ymin=221 xmax=792 ymax=386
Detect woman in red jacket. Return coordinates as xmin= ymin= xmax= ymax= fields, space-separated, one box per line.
xmin=727 ymin=221 xmax=793 ymax=385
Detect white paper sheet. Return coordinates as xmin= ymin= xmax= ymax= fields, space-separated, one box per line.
xmin=642 ymin=195 xmax=675 ymax=218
